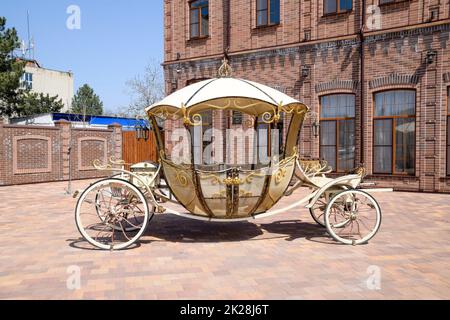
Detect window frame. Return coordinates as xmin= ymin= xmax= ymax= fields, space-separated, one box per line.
xmin=22 ymin=72 xmax=33 ymax=90
xmin=189 ymin=0 xmax=209 ymax=39
xmin=319 ymin=93 xmax=356 ymax=173
xmin=256 ymin=0 xmax=280 ymax=28
xmin=372 ymin=89 xmax=416 ymax=176
xmin=378 ymin=0 xmax=409 ymax=6
xmin=323 ymin=0 xmax=353 ymax=16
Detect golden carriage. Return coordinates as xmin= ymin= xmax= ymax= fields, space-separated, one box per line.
xmin=74 ymin=61 xmax=386 ymax=250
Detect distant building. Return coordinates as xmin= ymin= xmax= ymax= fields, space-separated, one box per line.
xmin=20 ymin=59 xmax=74 ymax=112
xmin=10 ymin=112 xmax=149 ymax=131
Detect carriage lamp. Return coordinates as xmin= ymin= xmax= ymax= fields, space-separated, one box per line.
xmin=135 ymin=122 xmax=150 ymax=141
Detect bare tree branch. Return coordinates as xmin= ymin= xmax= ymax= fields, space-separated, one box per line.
xmin=124 ymin=60 xmax=164 ymax=117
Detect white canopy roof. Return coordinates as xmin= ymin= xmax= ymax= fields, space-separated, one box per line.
xmin=145 ymin=77 xmax=307 ymax=114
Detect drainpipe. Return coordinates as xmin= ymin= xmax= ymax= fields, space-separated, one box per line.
xmin=359 ymin=0 xmax=366 ymax=166
xmin=224 ymin=0 xmax=231 ymax=54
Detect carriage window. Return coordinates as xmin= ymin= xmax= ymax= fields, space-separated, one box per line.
xmin=190 ymin=110 xmax=212 ymax=164
xmin=256 ymin=0 xmax=280 ymax=27
xmin=190 ymin=0 xmax=209 ymax=39
xmin=373 ymin=90 xmax=415 ymax=175
xmin=255 ymin=114 xmax=284 ymax=165
xmin=324 ymin=0 xmax=353 ymax=15
xmin=320 ymin=94 xmax=355 ymax=172
xmin=447 ymin=88 xmax=450 ymax=175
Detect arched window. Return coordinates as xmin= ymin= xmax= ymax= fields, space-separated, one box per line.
xmin=373 ymin=90 xmax=416 ymax=175
xmin=320 ymin=94 xmax=355 ymax=172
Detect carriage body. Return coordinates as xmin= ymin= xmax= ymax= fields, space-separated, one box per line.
xmin=145 ymin=77 xmax=308 ymax=220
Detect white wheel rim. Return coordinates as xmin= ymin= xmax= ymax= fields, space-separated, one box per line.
xmin=75 ymin=179 xmax=149 ymax=250
xmin=325 ymin=190 xmax=381 ymax=245
xmin=310 ymin=196 xmax=328 ymax=226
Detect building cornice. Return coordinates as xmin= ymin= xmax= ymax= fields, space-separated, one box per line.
xmin=164 ymin=21 xmax=450 ymax=72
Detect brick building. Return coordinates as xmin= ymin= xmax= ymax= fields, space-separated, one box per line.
xmin=162 ymin=0 xmax=450 ymax=193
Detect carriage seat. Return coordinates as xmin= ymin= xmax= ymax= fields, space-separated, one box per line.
xmin=296 ymin=158 xmax=334 ymax=188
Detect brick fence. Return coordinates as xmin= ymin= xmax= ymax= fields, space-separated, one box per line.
xmin=0 ymin=120 xmax=122 ymax=186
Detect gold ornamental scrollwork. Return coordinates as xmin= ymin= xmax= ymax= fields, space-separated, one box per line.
xmin=223 ymin=177 xmax=242 ymax=186
xmin=199 ymin=173 xmax=222 ymax=185
xmin=175 ymin=170 xmax=189 ymax=187
xmin=274 ymin=167 xmax=287 ymax=185
xmin=218 ymin=58 xmax=232 ymax=78
xmin=149 ymin=99 xmax=307 ymax=126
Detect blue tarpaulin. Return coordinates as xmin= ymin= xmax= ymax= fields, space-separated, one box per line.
xmin=51 ymin=113 xmax=150 ymax=130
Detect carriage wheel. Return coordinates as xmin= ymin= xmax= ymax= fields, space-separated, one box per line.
xmin=309 ymin=193 xmax=331 ymax=227
xmin=76 ymin=178 xmax=150 ymax=250
xmin=324 ymin=190 xmax=381 ymax=245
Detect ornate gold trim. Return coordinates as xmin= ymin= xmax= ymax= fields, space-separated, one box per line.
xmin=148 ymin=99 xmax=307 ymax=126
xmin=274 ymin=167 xmax=287 ymax=184
xmin=175 ymin=171 xmax=189 ymax=187
xmin=218 ymin=58 xmax=232 ymax=77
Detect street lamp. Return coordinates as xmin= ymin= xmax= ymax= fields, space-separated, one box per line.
xmin=306 ymin=111 xmax=320 ymax=138
xmin=312 ymin=119 xmax=320 ymax=138
xmin=135 ymin=118 xmax=150 ymax=141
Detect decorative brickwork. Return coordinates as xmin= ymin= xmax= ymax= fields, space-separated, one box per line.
xmin=77 ymin=137 xmax=107 ymax=171
xmin=13 ymin=135 xmax=52 ymax=174
xmin=369 ymin=73 xmax=419 ymax=89
xmin=0 ymin=122 xmax=122 ymax=186
xmin=315 ymin=80 xmax=359 ymax=93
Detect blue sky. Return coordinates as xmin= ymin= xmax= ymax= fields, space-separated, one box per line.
xmin=0 ymin=0 xmax=164 ymax=113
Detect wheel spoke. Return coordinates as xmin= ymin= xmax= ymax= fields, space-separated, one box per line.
xmin=119 ymin=222 xmax=132 ymax=241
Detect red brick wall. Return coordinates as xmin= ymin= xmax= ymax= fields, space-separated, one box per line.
xmin=0 ymin=121 xmax=122 ymax=186
xmin=163 ymin=0 xmax=450 ymax=192
xmin=164 ymin=1 xmax=450 ymax=64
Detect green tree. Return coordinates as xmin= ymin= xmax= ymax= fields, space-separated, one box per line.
xmin=0 ymin=17 xmax=64 ymax=117
xmin=0 ymin=17 xmax=25 ymax=117
xmin=17 ymin=92 xmax=64 ymax=116
xmin=71 ymin=84 xmax=103 ymax=115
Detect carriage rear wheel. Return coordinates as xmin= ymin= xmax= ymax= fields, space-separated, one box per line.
xmin=309 ymin=193 xmax=333 ymax=227
xmin=324 ymin=190 xmax=381 ymax=245
xmin=76 ymin=178 xmax=150 ymax=250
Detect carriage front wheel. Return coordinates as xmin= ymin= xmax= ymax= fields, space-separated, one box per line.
xmin=75 ymin=178 xmax=150 ymax=250
xmin=324 ymin=189 xmax=381 ymax=245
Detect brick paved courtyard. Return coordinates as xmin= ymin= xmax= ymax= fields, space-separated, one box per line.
xmin=0 ymin=179 xmax=449 ymax=299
